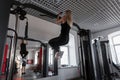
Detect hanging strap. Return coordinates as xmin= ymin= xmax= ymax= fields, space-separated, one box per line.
xmin=24 ymin=19 xmax=28 ymax=39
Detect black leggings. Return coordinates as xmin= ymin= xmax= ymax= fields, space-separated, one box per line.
xmin=48 ymin=36 xmax=69 ymax=52
xmin=20 ymin=51 xmax=28 ymax=58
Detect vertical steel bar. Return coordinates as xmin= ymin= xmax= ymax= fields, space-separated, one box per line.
xmin=0 ymin=0 xmax=13 ymax=73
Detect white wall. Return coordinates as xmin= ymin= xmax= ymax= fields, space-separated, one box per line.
xmin=58 ymin=67 xmax=79 ymax=80
xmin=8 ymin=14 xmax=60 ymax=42
xmin=37 ymin=67 xmax=80 ymax=80
xmin=92 ymin=25 xmax=120 ymax=40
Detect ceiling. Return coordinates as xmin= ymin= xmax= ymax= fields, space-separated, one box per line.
xmin=13 ymin=0 xmax=120 ymax=33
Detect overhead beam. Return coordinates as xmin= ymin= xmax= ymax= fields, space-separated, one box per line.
xmin=13 ymin=1 xmax=82 ymax=31
xmin=7 ymin=35 xmax=45 ymax=47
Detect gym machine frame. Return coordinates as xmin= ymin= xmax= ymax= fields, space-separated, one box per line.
xmin=77 ymin=30 xmax=95 ymax=80
xmin=5 ymin=7 xmax=49 ymax=80
xmin=92 ymin=38 xmax=120 ymax=80
xmin=6 ymin=32 xmax=49 ymax=80
xmin=11 ymin=1 xmax=96 ymax=80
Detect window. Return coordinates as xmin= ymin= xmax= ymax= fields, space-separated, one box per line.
xmin=60 ymin=46 xmax=69 ymax=65
xmin=34 ymin=51 xmax=38 ymax=64
xmin=49 ymin=48 xmax=54 ymax=65
xmin=48 ymin=33 xmax=77 ymax=67
xmin=108 ymin=31 xmax=120 ymax=65
xmin=114 ymin=46 xmax=120 ymax=62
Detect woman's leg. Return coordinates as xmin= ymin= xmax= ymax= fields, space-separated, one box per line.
xmin=49 ymin=36 xmax=69 ymax=59
xmin=20 ymin=51 xmax=28 ymax=58
xmin=49 ymin=36 xmax=69 ymax=50
xmin=22 ymin=66 xmax=25 ymax=73
xmin=23 ymin=51 xmax=28 ymax=58
xmin=49 ymin=37 xmax=61 ymax=52
xmin=49 ymin=36 xmax=69 ymax=51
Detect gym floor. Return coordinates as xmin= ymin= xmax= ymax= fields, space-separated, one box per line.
xmin=68 ymin=77 xmax=81 ymax=80
xmin=0 ymin=70 xmax=41 ymax=80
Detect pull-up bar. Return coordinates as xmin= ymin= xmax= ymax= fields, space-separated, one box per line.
xmin=12 ymin=1 xmax=82 ymax=31
xmin=7 ymin=35 xmax=46 ymax=47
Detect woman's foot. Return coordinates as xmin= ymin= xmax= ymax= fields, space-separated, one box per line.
xmin=55 ymin=51 xmax=64 ymax=59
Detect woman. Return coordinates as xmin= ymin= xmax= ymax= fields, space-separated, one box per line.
xmin=20 ymin=39 xmax=28 ymax=58
xmin=49 ymin=10 xmax=73 ymax=58
xmin=20 ymin=39 xmax=28 ymax=74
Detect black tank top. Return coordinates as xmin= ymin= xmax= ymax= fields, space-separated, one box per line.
xmin=20 ymin=43 xmax=26 ymax=51
xmin=60 ymin=21 xmax=71 ymax=36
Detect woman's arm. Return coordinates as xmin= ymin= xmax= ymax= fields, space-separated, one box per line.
xmin=56 ymin=15 xmax=66 ymax=24
xmin=56 ymin=13 xmax=61 ymax=21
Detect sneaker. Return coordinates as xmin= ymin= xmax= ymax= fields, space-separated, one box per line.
xmin=55 ymin=51 xmax=64 ymax=59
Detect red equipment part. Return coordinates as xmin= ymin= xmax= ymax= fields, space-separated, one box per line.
xmin=2 ymin=44 xmax=8 ymax=74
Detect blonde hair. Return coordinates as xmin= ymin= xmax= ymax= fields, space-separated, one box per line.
xmin=65 ymin=10 xmax=73 ymax=27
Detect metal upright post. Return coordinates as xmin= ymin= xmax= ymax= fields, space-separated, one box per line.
xmin=53 ymin=50 xmax=58 ymax=75
xmin=87 ymin=30 xmax=95 ymax=80
xmin=42 ymin=44 xmax=49 ymax=77
xmin=78 ymin=30 xmax=95 ymax=80
xmin=78 ymin=30 xmax=87 ymax=80
xmin=0 ymin=0 xmax=13 ymax=74
xmin=100 ymin=41 xmax=112 ymax=80
xmin=93 ymin=39 xmax=102 ymax=80
xmin=77 ymin=32 xmax=84 ymax=78
xmin=8 ymin=14 xmax=19 ymax=80
xmin=15 ymin=14 xmax=19 ymax=32
xmin=6 ymin=37 xmax=12 ymax=80
xmin=7 ymin=28 xmax=18 ymax=80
